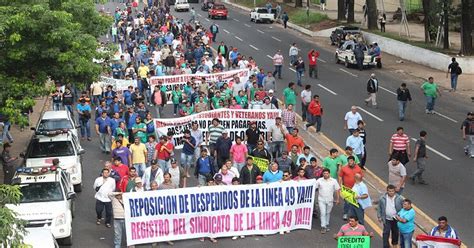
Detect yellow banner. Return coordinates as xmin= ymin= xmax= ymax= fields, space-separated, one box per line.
xmin=249 ymin=156 xmax=269 ymax=172
xmin=341 ymin=185 xmax=359 ymax=207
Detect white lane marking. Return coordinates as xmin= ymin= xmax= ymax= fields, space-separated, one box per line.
xmin=197 ymin=13 xmax=202 ymax=17
xmin=271 ymin=36 xmax=281 ymax=42
xmin=249 ymin=44 xmax=259 ymax=50
xmin=379 ymin=86 xmax=397 ymax=96
xmin=317 ymin=58 xmax=327 ymax=63
xmin=234 ymin=36 xmax=243 ymax=41
xmin=256 ymin=29 xmax=264 ymax=34
xmin=205 ymin=18 xmax=210 ymax=22
xmin=233 ymin=18 xmax=240 ymax=22
xmin=244 ymin=23 xmax=251 ymax=27
xmin=289 ymin=67 xmax=296 ymax=72
xmin=339 ymin=68 xmax=359 ymax=77
xmin=410 ymin=138 xmax=453 ymax=160
xmin=266 ymin=55 xmax=273 ymax=59
xmin=378 ymin=86 xmax=458 ymax=123
xmin=317 ymin=84 xmax=338 ymax=95
xmin=223 ymin=29 xmax=230 ymax=34
xmin=433 ymin=111 xmax=459 ymax=123
xmin=357 ymin=106 xmax=384 ymax=122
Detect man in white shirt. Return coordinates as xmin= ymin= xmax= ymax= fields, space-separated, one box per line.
xmin=94 ymin=168 xmax=116 ymax=227
xmin=300 ymin=85 xmax=312 ymax=123
xmin=388 ymin=156 xmax=407 ymax=195
xmin=142 ymin=159 xmax=164 ymax=190
xmin=344 ymin=106 xmax=363 ymax=134
xmin=346 ymin=129 xmax=365 ymax=163
xmin=315 ymin=168 xmax=341 ymax=234
xmin=272 ymin=50 xmax=284 ymax=79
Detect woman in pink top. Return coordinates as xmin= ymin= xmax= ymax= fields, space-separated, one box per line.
xmin=230 ymin=136 xmax=248 ymax=171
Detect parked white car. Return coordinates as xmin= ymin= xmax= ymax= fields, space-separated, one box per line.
xmin=23 ymin=228 xmax=59 ymax=248
xmin=174 ymin=0 xmax=190 ymax=11
xmin=23 ymin=130 xmax=85 ymax=192
xmin=7 ymin=167 xmax=75 ymax=246
xmin=34 ymin=110 xmax=79 ymax=137
xmin=250 ymin=7 xmax=276 ymax=23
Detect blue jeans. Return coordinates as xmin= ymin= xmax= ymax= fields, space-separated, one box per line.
xmin=1 ymin=122 xmax=13 ymax=143
xmin=114 ymin=219 xmax=125 ymax=248
xmin=198 ymin=174 xmax=208 ymax=186
xmin=350 ymin=204 xmax=365 ymax=225
xmin=99 ymin=133 xmax=111 ymax=152
xmin=296 ymin=69 xmax=304 ymax=86
xmin=270 ymin=141 xmax=284 ymax=158
xmin=273 ymin=65 xmax=282 ymax=78
xmin=79 ymin=119 xmax=91 ymax=138
xmin=173 ymin=104 xmax=179 ymax=115
xmin=134 ymin=163 xmax=147 ymax=177
xmin=53 ymin=102 xmax=62 ymax=111
xmin=180 ymin=153 xmax=194 ymax=168
xmin=398 ymin=100 xmax=407 ymax=120
xmin=158 ymin=159 xmax=169 ymax=173
xmin=64 ymin=105 xmax=74 ymax=117
xmin=400 ymin=231 xmax=413 ymax=248
xmin=450 ymin=73 xmax=458 ymax=90
xmin=290 ymin=55 xmax=297 ymax=65
xmin=234 ymin=162 xmax=246 ymax=172
xmin=425 ymin=95 xmax=436 ymax=111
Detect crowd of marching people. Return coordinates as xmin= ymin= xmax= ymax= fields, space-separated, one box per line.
xmin=45 ymin=1 xmax=464 ymax=247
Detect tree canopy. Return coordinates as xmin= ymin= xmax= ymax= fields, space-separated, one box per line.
xmin=0 ymin=0 xmax=111 ymax=124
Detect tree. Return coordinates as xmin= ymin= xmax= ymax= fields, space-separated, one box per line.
xmin=422 ymin=0 xmax=435 ymax=42
xmin=0 ymin=0 xmax=111 ymax=125
xmin=460 ymin=0 xmax=473 ymax=55
xmin=366 ymin=0 xmax=378 ymax=30
xmin=0 ymin=185 xmax=26 ymax=247
xmin=338 ymin=0 xmax=346 ymax=20
xmin=295 ymin=0 xmax=303 ymax=8
xmin=443 ymin=0 xmax=450 ymax=49
xmin=347 ymin=0 xmax=355 ymax=23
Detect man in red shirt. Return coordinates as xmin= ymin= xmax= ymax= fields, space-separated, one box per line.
xmin=112 ymin=157 xmax=129 ymax=189
xmin=338 ymin=156 xmax=363 ymax=220
xmin=154 ymin=135 xmax=174 ymax=172
xmin=308 ymin=49 xmax=320 ymax=79
xmin=305 ymin=95 xmax=323 ymax=133
xmin=285 ymin=128 xmax=305 ymax=153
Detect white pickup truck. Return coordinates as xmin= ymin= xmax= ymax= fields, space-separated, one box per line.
xmin=250 ymin=7 xmax=276 ymax=23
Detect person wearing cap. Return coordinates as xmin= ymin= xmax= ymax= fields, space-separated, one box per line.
xmin=261 ymin=97 xmax=277 ymax=110
xmin=195 ymin=149 xmax=216 ymax=186
xmin=132 ymin=177 xmax=144 ymax=192
xmin=169 ymin=158 xmax=186 ymax=188
xmin=267 ymin=89 xmax=279 ymax=109
xmin=213 ymin=174 xmax=226 ymax=185
xmin=462 ymin=112 xmax=474 ymax=157
xmin=240 ymin=157 xmax=261 ymax=185
xmin=297 ymin=146 xmax=315 ymax=166
xmin=263 ymin=162 xmax=283 ymax=183
xmin=364 ymin=73 xmax=379 ymax=108
xmin=346 ymin=129 xmax=365 ymax=168
xmin=1 ymin=142 xmax=18 ymax=184
xmin=142 ymin=159 xmax=164 ymax=191
xmin=256 ymin=175 xmax=264 ymax=184
xmin=344 ymin=106 xmax=363 ymax=135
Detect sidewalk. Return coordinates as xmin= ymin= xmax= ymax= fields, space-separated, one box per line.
xmin=0 ymin=96 xmax=50 ymax=183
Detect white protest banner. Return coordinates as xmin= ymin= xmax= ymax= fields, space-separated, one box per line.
xmin=153 ymin=108 xmax=281 ymax=149
xmin=149 ymin=69 xmax=250 ymax=103
xmin=100 ymin=76 xmax=137 ymax=93
xmin=123 ymin=179 xmax=317 ymax=245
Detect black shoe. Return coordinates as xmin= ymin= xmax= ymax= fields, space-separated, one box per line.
xmin=418 ymin=180 xmax=428 ymax=185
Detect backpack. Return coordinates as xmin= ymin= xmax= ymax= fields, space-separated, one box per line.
xmin=456 ymin=66 xmax=462 ymax=75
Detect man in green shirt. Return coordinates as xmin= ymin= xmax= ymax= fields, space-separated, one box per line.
xmin=339 ymin=146 xmax=361 ymax=166
xmin=235 ymin=90 xmax=248 ymax=108
xmin=283 ymin=82 xmax=297 ymax=107
xmin=322 ymin=148 xmax=342 ymax=179
xmin=421 ymin=76 xmax=441 ymax=114
xmin=211 ymin=91 xmax=224 ymax=109
xmin=132 ymin=117 xmax=147 ymax=144
xmin=171 ymin=88 xmax=182 ymax=116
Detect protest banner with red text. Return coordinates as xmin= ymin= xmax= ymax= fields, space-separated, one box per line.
xmin=153 ymin=108 xmax=281 ymax=149
xmin=149 ymin=69 xmax=250 ymax=103
xmin=123 ymin=179 xmax=316 ymax=245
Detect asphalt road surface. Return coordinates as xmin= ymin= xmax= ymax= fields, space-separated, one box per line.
xmin=68 ymin=2 xmax=473 ymax=247
xmin=168 ymin=3 xmax=473 ymax=244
